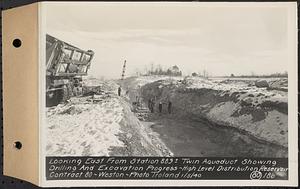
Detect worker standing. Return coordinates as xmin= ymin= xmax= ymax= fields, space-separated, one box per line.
xmin=158 ymin=101 xmax=163 ymax=114
xmin=136 ymin=96 xmax=140 ymax=106
xmin=168 ymin=100 xmax=172 ymax=114
xmin=148 ymin=99 xmax=152 ymax=110
xmin=118 ymin=86 xmax=121 ymax=96
xmin=150 ymin=98 xmax=155 ymax=113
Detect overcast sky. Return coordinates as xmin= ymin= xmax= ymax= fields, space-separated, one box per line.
xmin=44 ymin=2 xmax=293 ymax=79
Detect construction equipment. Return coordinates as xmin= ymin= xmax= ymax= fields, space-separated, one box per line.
xmin=46 ymin=34 xmax=94 ymax=106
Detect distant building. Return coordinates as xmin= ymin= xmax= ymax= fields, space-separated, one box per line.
xmin=147 ymin=64 xmax=182 ymax=76
xmin=167 ymin=65 xmax=182 ymax=76
xmin=170 ymin=65 xmax=179 ymax=72
xmin=192 ymin=72 xmax=198 ymax=77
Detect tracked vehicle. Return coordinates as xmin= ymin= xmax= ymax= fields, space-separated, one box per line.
xmin=46 ymin=34 xmax=94 ymax=106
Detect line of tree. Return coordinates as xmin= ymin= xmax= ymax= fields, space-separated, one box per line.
xmin=229 ymin=71 xmax=288 ymax=78
xmin=191 ymin=70 xmax=209 ymax=78
xmin=140 ymin=64 xmax=182 ymax=76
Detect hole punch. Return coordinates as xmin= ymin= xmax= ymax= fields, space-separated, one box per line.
xmin=12 ymin=39 xmax=22 ymax=48
xmin=14 ymin=141 xmax=22 ymax=150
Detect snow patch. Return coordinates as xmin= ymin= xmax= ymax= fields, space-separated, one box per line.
xmin=46 ymin=97 xmax=124 ymax=156
xmin=138 ymin=76 xmax=288 ymax=147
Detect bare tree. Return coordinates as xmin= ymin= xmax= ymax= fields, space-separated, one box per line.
xmin=150 ymin=62 xmax=154 ymax=74
xmin=134 ymin=68 xmax=141 ymax=76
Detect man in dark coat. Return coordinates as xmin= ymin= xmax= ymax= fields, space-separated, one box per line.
xmin=118 ymin=86 xmax=121 ymax=96
xmin=158 ymin=101 xmax=163 ymax=114
xmin=150 ymin=98 xmax=155 ymax=113
xmin=168 ymin=100 xmax=172 ymax=114
xmin=148 ymin=99 xmax=152 ymax=110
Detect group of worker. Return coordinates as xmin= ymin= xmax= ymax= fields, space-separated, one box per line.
xmin=148 ymin=98 xmax=172 ymax=114
xmin=118 ymin=86 xmax=173 ymax=114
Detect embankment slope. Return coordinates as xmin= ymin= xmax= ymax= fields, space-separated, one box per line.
xmin=46 ymin=78 xmax=172 ymax=156
xmin=138 ymin=76 xmax=288 ymax=148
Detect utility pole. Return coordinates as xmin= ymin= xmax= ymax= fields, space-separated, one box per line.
xmin=121 ymin=60 xmax=126 ymax=80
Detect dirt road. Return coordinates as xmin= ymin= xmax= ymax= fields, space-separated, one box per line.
xmin=142 ymin=114 xmax=287 ymax=157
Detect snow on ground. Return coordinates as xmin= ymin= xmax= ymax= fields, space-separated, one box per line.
xmin=132 ymin=76 xmax=287 ymax=106
xmin=136 ymin=76 xmax=288 ymax=148
xmin=83 ymin=77 xmax=119 ymax=92
xmin=46 ymin=96 xmax=124 ymax=156
xmin=184 ymin=77 xmax=287 ymax=104
xmin=206 ymin=101 xmax=288 ymax=147
xmin=46 ymin=78 xmax=173 ymax=156
xmin=124 ymin=75 xmax=183 ymax=89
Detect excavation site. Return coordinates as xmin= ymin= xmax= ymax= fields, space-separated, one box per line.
xmin=46 ymin=76 xmax=288 ymax=158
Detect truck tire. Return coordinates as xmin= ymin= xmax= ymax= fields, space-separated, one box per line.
xmin=46 ymin=89 xmax=61 ymax=107
xmin=61 ymin=85 xmax=72 ymax=103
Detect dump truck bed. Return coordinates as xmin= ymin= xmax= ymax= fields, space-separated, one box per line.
xmin=46 ymin=34 xmax=94 ymax=77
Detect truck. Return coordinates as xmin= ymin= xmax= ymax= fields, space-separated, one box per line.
xmin=46 ymin=34 xmax=94 ymax=106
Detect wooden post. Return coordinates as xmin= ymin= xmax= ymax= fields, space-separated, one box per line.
xmin=121 ymin=60 xmax=126 ymax=80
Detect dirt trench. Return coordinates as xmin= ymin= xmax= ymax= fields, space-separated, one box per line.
xmin=122 ymin=77 xmax=288 ymax=158
xmin=141 ymin=114 xmax=287 ymax=157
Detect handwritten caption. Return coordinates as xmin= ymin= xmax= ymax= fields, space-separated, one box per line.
xmin=46 ymin=157 xmax=288 ymax=180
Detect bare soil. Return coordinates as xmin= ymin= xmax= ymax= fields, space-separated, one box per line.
xmin=142 ymin=114 xmax=287 ymax=157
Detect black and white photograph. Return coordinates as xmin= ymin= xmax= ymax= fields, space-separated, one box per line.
xmin=42 ymin=1 xmax=297 ymax=185
xmin=1 ymin=1 xmax=298 ymax=187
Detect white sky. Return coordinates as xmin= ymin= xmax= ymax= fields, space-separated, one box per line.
xmin=45 ymin=2 xmax=293 ymax=79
